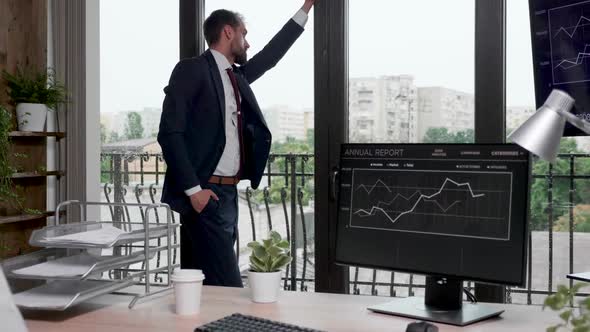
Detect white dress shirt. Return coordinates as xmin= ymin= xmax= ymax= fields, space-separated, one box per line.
xmin=185 ymin=9 xmax=309 ymax=196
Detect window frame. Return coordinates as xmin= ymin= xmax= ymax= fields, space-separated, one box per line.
xmin=186 ymin=0 xmax=507 ymax=301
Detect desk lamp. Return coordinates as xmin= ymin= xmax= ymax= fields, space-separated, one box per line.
xmin=509 ymin=90 xmax=590 ymax=318
xmin=508 ymin=89 xmax=589 ymax=162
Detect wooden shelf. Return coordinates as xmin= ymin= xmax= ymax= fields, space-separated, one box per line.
xmin=0 ymin=210 xmax=63 ymax=225
xmin=0 ymin=214 xmax=45 ymax=225
xmin=1 ymin=1 xmax=56 ymax=260
xmin=9 ymin=131 xmax=66 ymax=139
xmin=11 ymin=171 xmax=65 ymax=179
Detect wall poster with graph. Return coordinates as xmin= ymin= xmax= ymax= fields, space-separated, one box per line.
xmin=530 ymin=0 xmax=590 ymax=135
xmin=335 ymin=144 xmax=531 ymax=283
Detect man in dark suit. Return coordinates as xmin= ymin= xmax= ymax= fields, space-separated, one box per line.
xmin=158 ymin=0 xmax=315 ymax=287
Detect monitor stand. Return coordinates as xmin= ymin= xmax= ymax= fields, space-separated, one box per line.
xmin=367 ymin=276 xmax=504 ymax=326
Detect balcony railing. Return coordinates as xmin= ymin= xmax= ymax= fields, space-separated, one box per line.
xmin=100 ymin=152 xmax=315 ymax=292
xmin=100 ymin=151 xmax=590 ymax=304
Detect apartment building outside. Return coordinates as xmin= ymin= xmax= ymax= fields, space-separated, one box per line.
xmin=101 ymin=107 xmax=162 ymax=140
xmin=263 ymin=105 xmax=308 ymax=142
xmin=349 ymin=75 xmax=418 ymax=143
xmin=416 ymin=87 xmax=474 ymax=142
xmin=506 ymin=106 xmax=535 ymax=133
xmin=303 ymin=108 xmax=314 ymax=138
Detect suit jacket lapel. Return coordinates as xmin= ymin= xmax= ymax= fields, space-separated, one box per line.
xmin=205 ymin=50 xmax=225 ymax=124
xmin=234 ymin=69 xmax=268 ymax=128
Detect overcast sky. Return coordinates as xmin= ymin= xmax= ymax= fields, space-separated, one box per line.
xmin=99 ymin=0 xmax=535 ymax=115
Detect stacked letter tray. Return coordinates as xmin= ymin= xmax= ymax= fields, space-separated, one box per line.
xmin=29 ymin=221 xmax=170 ymax=249
xmin=11 ymin=279 xmax=136 ymax=310
xmin=2 ymin=248 xmax=156 ymax=280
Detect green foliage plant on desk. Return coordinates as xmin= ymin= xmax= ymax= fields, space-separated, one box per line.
xmin=247 ymin=230 xmax=292 ymax=303
xmin=544 ymin=283 xmax=590 ymax=332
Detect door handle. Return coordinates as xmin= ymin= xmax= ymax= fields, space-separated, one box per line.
xmin=330 ymin=168 xmax=339 ymax=201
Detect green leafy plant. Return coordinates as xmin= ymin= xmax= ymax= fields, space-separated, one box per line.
xmin=22 ymin=208 xmax=44 ymax=216
xmin=544 ymin=283 xmax=590 ymax=332
xmin=0 ymin=107 xmax=26 ymax=212
xmin=247 ymin=231 xmax=292 ymax=272
xmin=0 ymin=237 xmax=13 ymax=258
xmin=2 ymin=66 xmax=67 ymax=109
xmin=0 ymin=106 xmax=16 ymax=206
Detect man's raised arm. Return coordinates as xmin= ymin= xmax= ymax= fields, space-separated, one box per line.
xmin=240 ymin=0 xmax=316 ymax=83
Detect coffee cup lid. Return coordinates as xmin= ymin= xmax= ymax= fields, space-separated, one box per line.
xmin=171 ymin=268 xmax=205 ymax=282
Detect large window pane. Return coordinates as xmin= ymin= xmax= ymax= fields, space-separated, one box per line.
xmin=99 ymin=0 xmax=178 ymax=186
xmin=507 ymin=0 xmax=536 ymax=135
xmin=97 ymin=0 xmax=180 ymax=285
xmin=507 ymin=0 xmax=590 ymax=304
xmin=99 ymin=1 xmax=178 ymax=186
xmin=347 ymin=0 xmax=475 ymax=297
xmin=205 ymin=1 xmax=315 ymax=291
xmin=100 ymin=0 xmax=178 ymax=141
xmin=99 ymin=2 xmax=177 ymax=228
xmin=349 ymin=1 xmax=474 ymax=145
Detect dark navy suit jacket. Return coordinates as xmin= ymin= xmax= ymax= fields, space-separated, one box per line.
xmin=158 ymin=19 xmax=304 ymax=215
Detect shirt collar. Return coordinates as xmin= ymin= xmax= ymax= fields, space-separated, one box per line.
xmin=210 ymin=49 xmax=232 ymax=72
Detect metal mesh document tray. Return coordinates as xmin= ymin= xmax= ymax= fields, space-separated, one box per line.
xmin=12 ymin=278 xmax=135 ymax=310
xmin=2 ymin=248 xmax=156 ymax=280
xmin=29 ymin=221 xmax=170 ymax=249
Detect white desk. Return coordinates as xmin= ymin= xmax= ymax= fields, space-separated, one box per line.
xmin=0 ymin=269 xmax=26 ymax=332
xmin=22 ymin=286 xmax=559 ymax=331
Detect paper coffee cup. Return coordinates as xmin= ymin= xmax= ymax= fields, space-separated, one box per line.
xmin=171 ymin=269 xmax=205 ymax=315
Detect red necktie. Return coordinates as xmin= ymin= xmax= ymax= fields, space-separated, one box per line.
xmin=226 ymin=68 xmax=245 ymax=178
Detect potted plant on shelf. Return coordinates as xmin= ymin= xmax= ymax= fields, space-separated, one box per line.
xmin=247 ymin=230 xmax=292 ymax=303
xmin=2 ymin=66 xmax=67 ymax=131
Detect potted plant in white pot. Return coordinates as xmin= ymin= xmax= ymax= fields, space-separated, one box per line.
xmin=247 ymin=230 xmax=292 ymax=303
xmin=2 ymin=66 xmax=67 ymax=131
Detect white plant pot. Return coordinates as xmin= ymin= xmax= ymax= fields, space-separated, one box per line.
xmin=248 ymin=270 xmax=282 ymax=303
xmin=16 ymin=103 xmax=47 ymax=131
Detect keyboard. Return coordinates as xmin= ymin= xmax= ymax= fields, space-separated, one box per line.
xmin=194 ymin=313 xmax=325 ymax=332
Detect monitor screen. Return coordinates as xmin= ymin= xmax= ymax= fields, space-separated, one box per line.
xmin=335 ymin=143 xmax=530 ymax=287
xmin=529 ymin=0 xmax=590 ymax=136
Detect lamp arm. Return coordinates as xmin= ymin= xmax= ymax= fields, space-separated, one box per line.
xmin=555 ymin=108 xmax=590 ymax=135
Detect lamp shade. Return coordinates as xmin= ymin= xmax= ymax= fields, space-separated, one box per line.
xmin=507 ymin=90 xmax=574 ymax=163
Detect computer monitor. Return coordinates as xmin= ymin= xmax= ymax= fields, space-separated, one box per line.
xmin=335 ymin=143 xmax=530 ymax=326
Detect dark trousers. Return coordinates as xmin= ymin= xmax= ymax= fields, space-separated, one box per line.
xmin=179 ymin=183 xmax=243 ymax=287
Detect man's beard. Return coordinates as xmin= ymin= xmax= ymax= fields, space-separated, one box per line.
xmin=234 ymin=49 xmax=247 ymax=65
xmin=232 ymin=42 xmax=248 ymax=65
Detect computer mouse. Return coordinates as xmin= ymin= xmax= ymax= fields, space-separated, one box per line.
xmin=406 ymin=321 xmax=439 ymax=332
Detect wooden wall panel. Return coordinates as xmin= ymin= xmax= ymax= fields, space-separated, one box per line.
xmin=0 ymin=0 xmax=47 ymax=259
xmin=0 ymin=0 xmax=47 ymax=107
